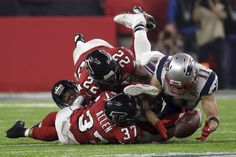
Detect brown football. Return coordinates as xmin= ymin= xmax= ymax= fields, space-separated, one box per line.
xmin=174 ymin=110 xmax=200 ymax=138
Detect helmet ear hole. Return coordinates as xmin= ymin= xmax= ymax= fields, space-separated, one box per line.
xmin=104 ymin=94 xmax=141 ymax=126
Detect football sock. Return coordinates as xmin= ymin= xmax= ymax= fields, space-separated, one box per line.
xmin=24 ymin=129 xmax=30 ymax=137
xmin=133 ymin=29 xmax=151 ymax=63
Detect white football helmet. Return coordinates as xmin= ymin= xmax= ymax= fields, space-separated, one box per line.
xmin=165 ymin=53 xmax=196 ymax=94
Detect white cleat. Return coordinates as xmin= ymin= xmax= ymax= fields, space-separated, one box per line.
xmin=114 ymin=13 xmax=146 ymax=29
xmin=133 ymin=6 xmax=156 ymax=29
xmin=124 ymin=84 xmax=160 ymax=96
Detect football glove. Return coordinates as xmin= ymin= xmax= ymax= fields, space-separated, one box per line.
xmin=196 ymin=121 xmax=211 ymax=141
xmin=155 ymin=119 xmax=169 ymax=140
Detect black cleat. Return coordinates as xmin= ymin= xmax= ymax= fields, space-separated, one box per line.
xmin=6 ymin=120 xmax=26 ymax=138
xmin=74 ymin=33 xmax=85 ymax=46
xmin=133 ymin=6 xmax=156 ymax=29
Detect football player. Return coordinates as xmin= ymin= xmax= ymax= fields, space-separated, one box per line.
xmin=51 ymin=80 xmax=85 ymax=109
xmin=73 ymin=7 xmax=159 ymax=101
xmin=7 ymin=82 xmax=166 ymax=144
xmin=124 ymin=53 xmax=219 ymax=141
xmin=115 ymin=12 xmax=219 ymax=141
xmin=6 ymin=92 xmax=142 ymax=144
xmin=21 ymin=80 xmax=86 ymax=129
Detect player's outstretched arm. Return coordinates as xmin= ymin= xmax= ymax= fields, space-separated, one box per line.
xmin=142 ymin=100 xmax=168 ymax=140
xmin=196 ymin=94 xmax=219 ymax=141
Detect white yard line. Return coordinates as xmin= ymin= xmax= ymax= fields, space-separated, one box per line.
xmin=93 ymin=152 xmax=236 ymax=157
xmin=1 ymin=149 xmax=76 ymax=155
xmin=0 ymin=143 xmax=57 ymax=147
xmin=1 ymin=149 xmax=236 ymax=157
xmin=0 ymin=103 xmax=55 ymax=108
xmin=0 ymin=90 xmax=236 ymax=101
xmin=215 ymin=131 xmax=236 ymax=134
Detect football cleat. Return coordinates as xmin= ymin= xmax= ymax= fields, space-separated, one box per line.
xmin=6 ymin=120 xmax=26 ymax=138
xmin=124 ymin=84 xmax=160 ymax=96
xmin=133 ymin=6 xmax=156 ymax=29
xmin=114 ymin=13 xmax=146 ymax=30
xmin=74 ymin=33 xmax=85 ymax=46
xmin=133 ymin=6 xmax=145 ymax=14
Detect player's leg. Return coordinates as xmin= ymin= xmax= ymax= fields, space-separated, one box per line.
xmin=6 ymin=120 xmax=58 ymax=141
xmin=32 ymin=111 xmax=58 ymax=128
xmin=40 ymin=111 xmax=58 ymax=127
xmin=30 ymin=112 xmax=58 ymax=141
xmin=114 ymin=7 xmax=154 ymax=62
xmin=30 ymin=126 xmax=58 ymax=141
xmin=6 ymin=112 xmax=58 ymax=141
xmin=132 ymin=6 xmax=155 ymax=62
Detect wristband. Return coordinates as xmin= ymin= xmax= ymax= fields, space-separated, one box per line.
xmin=208 ymin=117 xmax=219 ymax=125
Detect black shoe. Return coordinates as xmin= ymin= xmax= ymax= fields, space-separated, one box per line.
xmin=133 ymin=6 xmax=156 ymax=29
xmin=74 ymin=33 xmax=85 ymax=46
xmin=6 ymin=120 xmax=26 ymax=138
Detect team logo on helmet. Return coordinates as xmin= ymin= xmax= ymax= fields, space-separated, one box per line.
xmin=109 ymin=111 xmax=128 ymax=124
xmin=54 ymin=84 xmax=65 ymax=96
xmin=186 ymin=62 xmax=195 ymax=77
xmin=103 ymin=71 xmax=115 ymax=81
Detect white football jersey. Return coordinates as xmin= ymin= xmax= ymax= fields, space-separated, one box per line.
xmin=145 ymin=55 xmax=218 ymax=109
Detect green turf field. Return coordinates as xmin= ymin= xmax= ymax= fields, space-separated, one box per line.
xmin=0 ymin=98 xmax=236 ymax=157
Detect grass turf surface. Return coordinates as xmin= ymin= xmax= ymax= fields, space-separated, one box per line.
xmin=0 ymin=99 xmax=236 ymax=157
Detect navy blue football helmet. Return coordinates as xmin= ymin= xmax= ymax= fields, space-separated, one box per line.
xmin=86 ymin=50 xmax=121 ymax=90
xmin=51 ymin=80 xmax=79 ymax=108
xmin=104 ymin=93 xmax=141 ymax=126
